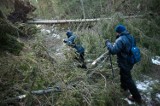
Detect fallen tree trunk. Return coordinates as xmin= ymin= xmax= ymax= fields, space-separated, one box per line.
xmin=2 ymin=87 xmax=62 ymax=104
xmin=91 ymin=51 xmax=109 ymax=68
xmin=27 ymin=15 xmax=143 ymax=24
xmin=31 ymin=87 xmax=61 ymax=95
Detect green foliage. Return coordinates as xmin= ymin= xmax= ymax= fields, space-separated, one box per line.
xmin=140 ymin=55 xmax=152 ymax=73
xmin=31 ymin=0 xmax=160 ymax=19
xmin=18 ymin=23 xmax=38 ymax=37
xmin=149 ymin=0 xmax=160 ymax=13
xmin=0 ymin=33 xmax=24 ymax=55
xmin=1 ymin=0 xmax=160 ymax=105
xmin=77 ymin=29 xmax=105 ymax=60
xmin=100 ymin=13 xmax=126 ymax=40
xmin=54 ymin=0 xmax=129 ymax=19
xmin=150 ymin=82 xmax=160 ymax=105
xmin=91 ymin=84 xmax=123 ymax=106
xmin=151 ymin=82 xmax=160 ymax=95
xmin=31 ymin=0 xmax=55 ymax=19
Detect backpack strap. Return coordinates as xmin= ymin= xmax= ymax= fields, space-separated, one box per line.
xmin=125 ymin=34 xmax=136 ymax=47
xmin=123 ymin=34 xmax=136 ymax=56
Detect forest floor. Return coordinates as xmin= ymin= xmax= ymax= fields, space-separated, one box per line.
xmin=1 ymin=23 xmax=159 ymax=106
xmin=37 ymin=25 xmax=160 ymax=106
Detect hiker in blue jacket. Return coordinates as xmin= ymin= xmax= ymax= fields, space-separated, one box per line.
xmin=105 ymin=25 xmax=142 ymax=104
xmin=63 ymin=31 xmax=87 ymax=69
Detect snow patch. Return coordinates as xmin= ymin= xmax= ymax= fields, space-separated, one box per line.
xmin=156 ymin=93 xmax=160 ymax=100
xmin=36 ymin=25 xmax=41 ymax=28
xmin=136 ymin=76 xmax=159 ymax=92
xmin=18 ymin=95 xmax=26 ymax=99
xmin=55 ymin=53 xmax=63 ymax=56
xmin=136 ymin=80 xmax=157 ymax=91
xmin=41 ymin=29 xmax=51 ymax=35
xmin=52 ymin=33 xmax=60 ymax=39
xmin=151 ymin=56 xmax=160 ymax=65
xmin=136 ymin=81 xmax=149 ymax=91
xmin=122 ymin=98 xmax=135 ymax=105
xmin=136 ymin=76 xmax=159 ymax=105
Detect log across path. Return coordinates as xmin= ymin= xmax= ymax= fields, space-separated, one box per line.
xmin=27 ymin=15 xmax=143 ymax=24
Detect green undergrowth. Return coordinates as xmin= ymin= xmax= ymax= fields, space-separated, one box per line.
xmin=1 ymin=0 xmax=160 ymax=105
xmin=0 ymin=13 xmax=160 ymax=105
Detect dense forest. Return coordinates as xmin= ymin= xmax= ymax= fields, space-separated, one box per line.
xmin=0 ymin=0 xmax=160 ymax=106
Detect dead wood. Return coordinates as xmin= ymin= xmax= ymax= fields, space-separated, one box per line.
xmin=27 ymin=15 xmax=143 ymax=24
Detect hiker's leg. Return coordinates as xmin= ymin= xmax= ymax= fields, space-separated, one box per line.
xmin=126 ymin=76 xmax=141 ymax=102
xmin=120 ymin=68 xmax=128 ymax=91
xmin=74 ymin=52 xmax=81 ymax=61
xmin=79 ymin=52 xmax=84 ymax=61
xmin=121 ymin=67 xmax=141 ymax=102
xmin=80 ymin=53 xmax=87 ymax=69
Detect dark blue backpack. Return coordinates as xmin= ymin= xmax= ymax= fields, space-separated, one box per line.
xmin=126 ymin=35 xmax=141 ymax=64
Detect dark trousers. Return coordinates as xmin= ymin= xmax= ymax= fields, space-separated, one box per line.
xmin=75 ymin=52 xmax=87 ymax=69
xmin=79 ymin=52 xmax=87 ymax=68
xmin=79 ymin=52 xmax=85 ymax=62
xmin=120 ymin=67 xmax=141 ymax=101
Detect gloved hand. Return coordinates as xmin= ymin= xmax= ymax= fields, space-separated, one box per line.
xmin=63 ymin=39 xmax=67 ymax=43
xmin=105 ymin=39 xmax=110 ymax=47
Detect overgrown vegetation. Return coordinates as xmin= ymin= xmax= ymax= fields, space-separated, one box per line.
xmin=31 ymin=0 xmax=160 ymax=19
xmin=0 ymin=0 xmax=160 ymax=105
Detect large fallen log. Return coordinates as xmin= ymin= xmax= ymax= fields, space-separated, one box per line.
xmin=27 ymin=15 xmax=143 ymax=24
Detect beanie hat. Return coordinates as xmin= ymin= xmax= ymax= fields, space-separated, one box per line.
xmin=66 ymin=30 xmax=73 ymax=37
xmin=115 ymin=25 xmax=126 ymax=33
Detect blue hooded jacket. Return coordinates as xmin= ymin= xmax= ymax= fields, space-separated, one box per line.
xmin=107 ymin=31 xmax=135 ymax=70
xmin=65 ymin=31 xmax=85 ymax=54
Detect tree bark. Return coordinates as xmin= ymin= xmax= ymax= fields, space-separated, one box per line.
xmin=27 ymin=15 xmax=143 ymax=24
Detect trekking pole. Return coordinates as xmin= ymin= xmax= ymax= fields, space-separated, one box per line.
xmin=108 ymin=53 xmax=114 ymax=78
